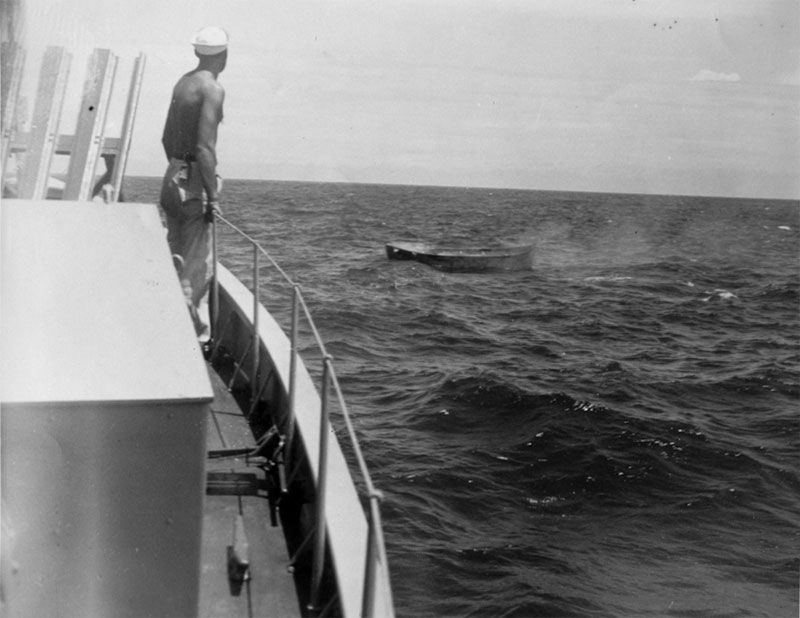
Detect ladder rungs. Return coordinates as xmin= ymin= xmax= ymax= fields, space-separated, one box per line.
xmin=11 ymin=133 xmax=122 ymax=156
xmin=2 ymin=46 xmax=144 ymax=203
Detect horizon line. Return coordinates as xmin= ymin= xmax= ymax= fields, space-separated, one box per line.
xmin=124 ymin=175 xmax=800 ymax=203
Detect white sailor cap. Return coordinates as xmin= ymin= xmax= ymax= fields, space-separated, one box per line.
xmin=192 ymin=26 xmax=229 ymax=55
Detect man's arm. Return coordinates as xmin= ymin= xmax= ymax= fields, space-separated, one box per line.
xmin=161 ymin=101 xmax=176 ymax=161
xmin=195 ymin=83 xmax=224 ymax=203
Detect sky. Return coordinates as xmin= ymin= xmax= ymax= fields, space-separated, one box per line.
xmin=13 ymin=0 xmax=800 ymax=198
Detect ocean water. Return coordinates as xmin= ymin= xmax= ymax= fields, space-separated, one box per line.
xmin=128 ymin=178 xmax=799 ymax=617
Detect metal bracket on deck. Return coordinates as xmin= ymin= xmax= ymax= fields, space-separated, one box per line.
xmin=208 ymin=447 xmax=261 ymax=460
xmin=206 ymin=471 xmax=263 ymax=496
xmin=206 ymin=425 xmax=288 ymax=528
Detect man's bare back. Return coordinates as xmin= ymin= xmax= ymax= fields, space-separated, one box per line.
xmin=162 ymin=61 xmax=225 ymax=202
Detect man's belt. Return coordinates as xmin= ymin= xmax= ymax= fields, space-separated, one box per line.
xmin=172 ymin=153 xmax=197 ymax=162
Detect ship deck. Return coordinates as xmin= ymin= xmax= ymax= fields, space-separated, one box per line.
xmin=201 ymin=365 xmax=301 ymax=618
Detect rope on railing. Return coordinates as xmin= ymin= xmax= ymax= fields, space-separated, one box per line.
xmin=212 ymin=212 xmax=392 ymax=617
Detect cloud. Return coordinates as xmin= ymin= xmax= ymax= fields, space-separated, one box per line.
xmin=691 ymin=69 xmax=741 ymax=82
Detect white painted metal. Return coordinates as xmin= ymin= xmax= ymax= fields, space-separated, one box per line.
xmin=2 ymin=401 xmax=208 ymax=617
xmin=1 ymin=200 xmax=213 ymax=617
xmin=1 ymin=200 xmax=213 ymax=404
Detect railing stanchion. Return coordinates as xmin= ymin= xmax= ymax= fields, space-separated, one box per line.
xmin=287 ymin=284 xmax=300 ymax=464
xmin=362 ymin=499 xmax=378 ymax=618
xmin=251 ymin=243 xmax=260 ymax=404
xmin=362 ymin=494 xmax=393 ymax=617
xmin=210 ymin=215 xmax=219 ymax=343
xmin=308 ymin=355 xmax=333 ymax=612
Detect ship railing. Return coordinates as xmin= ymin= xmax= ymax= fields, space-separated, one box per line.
xmin=210 ymin=213 xmax=392 ymax=617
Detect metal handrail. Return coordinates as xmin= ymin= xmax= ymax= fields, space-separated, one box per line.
xmin=211 ymin=213 xmax=393 ymax=617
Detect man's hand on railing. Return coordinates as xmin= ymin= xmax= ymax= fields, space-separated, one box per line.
xmin=205 ymin=199 xmax=222 ymax=223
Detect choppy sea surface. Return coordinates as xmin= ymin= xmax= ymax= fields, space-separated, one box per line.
xmin=129 ymin=178 xmax=799 ymax=617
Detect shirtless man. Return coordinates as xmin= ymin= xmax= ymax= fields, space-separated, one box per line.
xmin=160 ymin=26 xmax=227 ymax=347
